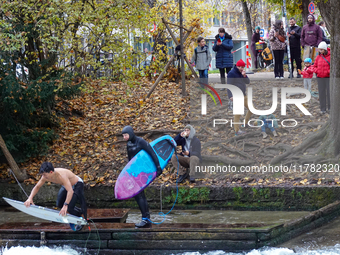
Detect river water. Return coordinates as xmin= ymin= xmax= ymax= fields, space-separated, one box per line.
xmin=1 ymin=209 xmax=340 ymax=255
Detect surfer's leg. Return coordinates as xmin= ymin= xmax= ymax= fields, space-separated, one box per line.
xmin=56 ymin=187 xmax=67 ymax=208
xmin=134 ymin=190 xmax=151 ymax=228
xmin=67 ymin=182 xmax=85 ymax=217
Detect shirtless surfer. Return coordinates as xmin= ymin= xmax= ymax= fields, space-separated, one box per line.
xmin=24 ymin=162 xmax=87 ymax=231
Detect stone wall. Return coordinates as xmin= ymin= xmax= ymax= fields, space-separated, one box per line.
xmin=1 ymin=183 xmax=340 ymax=211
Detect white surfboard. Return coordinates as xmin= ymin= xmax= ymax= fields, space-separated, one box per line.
xmin=3 ymin=197 xmax=88 ymax=225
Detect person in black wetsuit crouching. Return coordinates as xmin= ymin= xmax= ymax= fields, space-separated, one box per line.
xmin=122 ymin=126 xmax=162 ymax=228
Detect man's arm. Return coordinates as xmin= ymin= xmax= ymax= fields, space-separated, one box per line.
xmin=191 ymin=48 xmax=196 ymax=64
xmin=207 ymin=48 xmax=212 ymax=67
xmin=268 ymin=28 xmax=275 ymax=41
xmin=295 ymin=26 xmax=301 ymax=39
xmin=58 ymin=177 xmax=74 ymax=216
xmin=221 ymin=39 xmax=233 ymax=50
xmin=24 ymin=178 xmax=46 ymax=207
xmin=244 ymin=76 xmax=250 ymax=84
xmin=300 ymin=27 xmax=305 ymax=47
xmin=139 ymin=138 xmax=162 ymax=175
xmin=212 ymin=40 xmax=218 ymax=52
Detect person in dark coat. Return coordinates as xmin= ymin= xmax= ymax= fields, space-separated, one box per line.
xmin=170 ymin=125 xmax=201 ymax=183
xmin=227 ymin=59 xmax=252 ymax=135
xmin=251 ymin=26 xmax=262 ymax=69
xmin=213 ymin=27 xmax=233 ymax=85
xmin=301 ymin=14 xmax=323 ymax=47
xmin=301 ymin=14 xmax=323 ymax=61
xmin=288 ymin=17 xmax=302 ymax=78
xmin=122 ymin=126 xmax=162 ymax=228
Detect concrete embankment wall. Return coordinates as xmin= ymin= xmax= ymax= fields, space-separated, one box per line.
xmin=1 ymin=183 xmax=339 ymax=211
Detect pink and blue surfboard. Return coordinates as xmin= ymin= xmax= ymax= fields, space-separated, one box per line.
xmin=115 ymin=135 xmax=176 ymax=200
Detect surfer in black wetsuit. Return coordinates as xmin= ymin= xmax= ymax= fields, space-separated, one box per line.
xmin=122 ymin=126 xmax=162 ymax=228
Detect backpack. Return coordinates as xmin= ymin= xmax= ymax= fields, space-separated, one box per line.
xmin=262 ymin=47 xmax=273 ymax=61
xmin=195 ymin=46 xmax=208 ymax=62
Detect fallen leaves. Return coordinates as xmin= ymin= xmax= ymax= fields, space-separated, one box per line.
xmin=0 ymin=75 xmax=337 ymax=189
xmin=0 ymin=78 xmax=189 ymax=186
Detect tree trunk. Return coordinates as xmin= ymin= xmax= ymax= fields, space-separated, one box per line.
xmin=301 ymin=0 xmax=310 ymax=26
xmin=316 ymin=0 xmax=340 ymax=156
xmin=0 ymin=135 xmax=27 ymax=182
xmin=317 ymin=0 xmax=333 ymax=32
xmin=240 ymin=0 xmax=254 ymax=69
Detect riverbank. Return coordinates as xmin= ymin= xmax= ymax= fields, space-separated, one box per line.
xmin=1 ymin=201 xmax=340 ymax=254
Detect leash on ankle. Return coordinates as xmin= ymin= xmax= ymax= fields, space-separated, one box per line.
xmin=147 ymin=143 xmax=180 ymax=225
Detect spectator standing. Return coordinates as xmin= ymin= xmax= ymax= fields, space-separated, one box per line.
xmin=301 ymin=14 xmax=323 ymax=61
xmin=298 ymin=58 xmax=314 ymax=92
xmin=311 ymin=41 xmax=331 ymax=114
xmin=191 ymin=37 xmax=212 ymax=84
xmin=269 ymin=20 xmax=286 ymax=79
xmin=227 ymin=59 xmax=252 ymax=136
xmin=213 ymin=27 xmax=233 ymax=85
xmin=318 ymin=21 xmax=330 ymax=44
xmin=251 ymin=26 xmax=262 ymax=69
xmin=288 ymin=17 xmax=302 ymax=78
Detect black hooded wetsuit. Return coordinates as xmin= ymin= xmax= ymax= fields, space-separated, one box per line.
xmin=122 ymin=126 xmax=161 ymax=220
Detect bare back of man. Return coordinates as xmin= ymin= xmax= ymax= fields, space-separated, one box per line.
xmin=43 ymin=168 xmax=79 ymax=187
xmin=24 ymin=166 xmax=81 ymax=217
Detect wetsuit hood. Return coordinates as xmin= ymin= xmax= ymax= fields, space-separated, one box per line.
xmin=122 ymin=125 xmax=136 ymax=142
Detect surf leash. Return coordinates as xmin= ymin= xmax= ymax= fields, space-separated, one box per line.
xmin=9 ymin=169 xmax=29 ymax=198
xmin=147 ymin=152 xmax=180 ymax=225
xmin=84 ymin=219 xmax=100 ymax=255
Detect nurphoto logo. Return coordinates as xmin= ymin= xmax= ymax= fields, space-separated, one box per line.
xmin=200 ymin=84 xmax=312 ymax=128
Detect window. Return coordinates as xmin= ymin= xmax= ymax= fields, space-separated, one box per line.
xmin=213 ymin=13 xmax=220 ymax=26
xmin=237 ymin=12 xmax=244 ymax=24
xmin=133 ymin=38 xmax=142 ymax=52
xmin=229 ymin=12 xmax=235 ymax=25
xmin=222 ymin=11 xmax=228 ymax=26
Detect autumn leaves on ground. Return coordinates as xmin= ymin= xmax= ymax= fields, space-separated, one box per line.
xmin=0 ymin=75 xmax=335 ymax=187
xmin=0 ymin=78 xmax=188 ymax=187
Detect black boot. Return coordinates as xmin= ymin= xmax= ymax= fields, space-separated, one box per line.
xmin=177 ymin=172 xmax=189 ymax=183
xmin=135 ymin=218 xmax=152 ymax=228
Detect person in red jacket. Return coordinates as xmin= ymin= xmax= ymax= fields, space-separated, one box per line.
xmin=312 ymin=41 xmax=331 ymax=114
xmin=298 ymin=58 xmax=314 ymax=91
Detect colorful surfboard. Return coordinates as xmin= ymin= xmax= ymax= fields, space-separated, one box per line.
xmin=115 ymin=135 xmax=176 ymax=200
